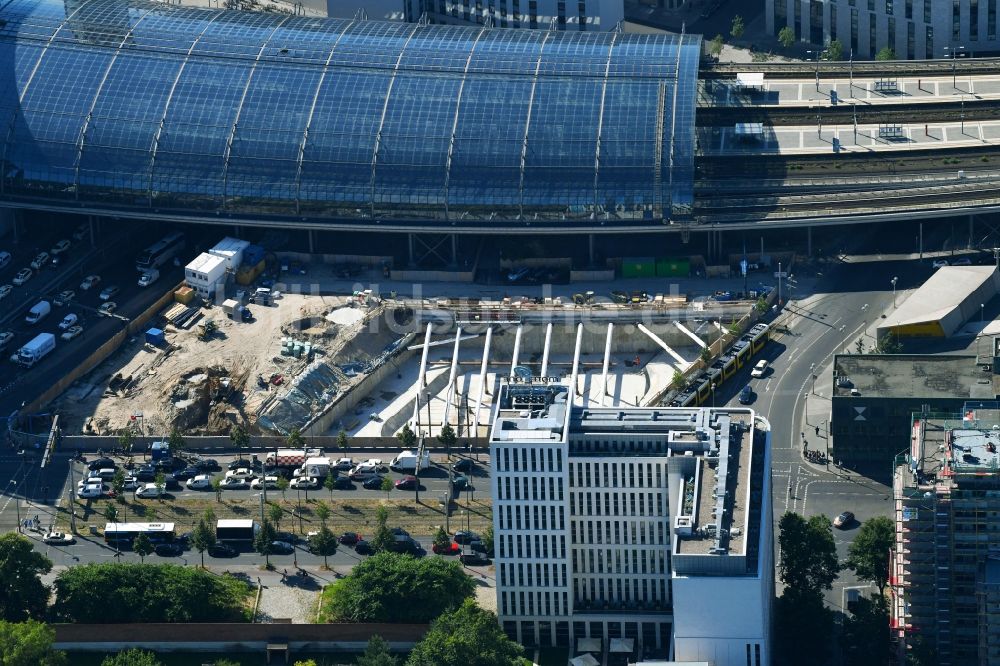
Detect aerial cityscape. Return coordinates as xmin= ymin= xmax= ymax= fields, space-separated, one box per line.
xmin=0 ymin=0 xmax=997 ymax=664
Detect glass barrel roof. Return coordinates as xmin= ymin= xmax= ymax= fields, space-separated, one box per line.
xmin=0 ymin=0 xmax=701 ymax=228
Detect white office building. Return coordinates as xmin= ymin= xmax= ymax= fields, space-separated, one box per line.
xmin=184 ymin=252 xmax=227 ymax=299
xmin=489 ymin=380 xmax=773 ymax=664
xmin=766 ymin=0 xmax=1000 ymax=60
xmin=327 ymin=0 xmax=624 ymax=30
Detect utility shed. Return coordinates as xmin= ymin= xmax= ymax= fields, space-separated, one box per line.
xmin=878 ymin=266 xmax=1000 ymax=340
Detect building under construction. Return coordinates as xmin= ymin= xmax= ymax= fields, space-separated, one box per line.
xmin=891 ymin=403 xmax=1000 ymax=666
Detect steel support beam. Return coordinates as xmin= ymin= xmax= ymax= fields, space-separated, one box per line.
xmin=473 ymin=327 xmax=493 ymax=435
xmin=540 ymin=322 xmax=553 ymax=377
xmin=600 ymin=323 xmax=614 ymax=406
xmin=510 ymin=325 xmax=523 ymax=376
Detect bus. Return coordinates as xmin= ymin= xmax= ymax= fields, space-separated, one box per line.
xmin=104 ymin=522 xmax=176 ymax=547
xmin=136 ymin=232 xmax=185 ymax=272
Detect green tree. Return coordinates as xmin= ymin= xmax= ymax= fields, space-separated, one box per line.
xmin=840 ymin=593 xmax=890 ymax=666
xmin=481 ymin=523 xmax=494 ymax=556
xmin=876 ymin=46 xmax=895 ymax=60
xmin=309 ymin=526 xmax=338 ymax=569
xmin=268 ymin=503 xmax=284 ymax=532
xmin=730 ymin=14 xmax=745 ymax=39
xmin=670 ymin=369 xmax=685 ymax=390
xmin=358 ymin=635 xmax=398 ymax=666
xmin=337 ymin=429 xmax=349 ymax=455
xmin=778 ymin=512 xmax=841 ymax=593
xmin=229 ymin=425 xmax=249 ymax=460
xmin=708 ymin=33 xmax=724 ymax=57
xmin=847 ymin=516 xmax=894 ymax=595
xmin=52 ymin=563 xmax=252 ymax=623
xmin=254 ymin=518 xmax=277 ymax=568
xmin=167 ymin=428 xmax=186 ymax=455
xmin=778 ymin=25 xmax=795 ymax=48
xmin=111 ymin=469 xmax=126 ymax=502
xmin=0 ymin=620 xmax=66 ymax=666
xmin=826 ymin=38 xmax=844 ymax=60
xmin=211 ymin=476 xmax=223 ymax=502
xmin=153 ymin=471 xmax=166 ymax=500
xmin=191 ymin=515 xmax=216 ymax=568
xmin=133 ymin=533 xmax=153 ymax=564
xmin=117 ymin=428 xmax=135 ymax=455
xmin=774 ymin=587 xmax=834 ymax=666
xmin=315 ymin=501 xmax=331 ymax=527
xmin=700 ymin=345 xmax=712 ymax=364
xmin=755 ymin=296 xmax=768 ymax=313
xmin=321 ymin=553 xmax=475 ymax=623
xmin=433 ymin=526 xmax=450 ymax=553
xmin=292 ymin=661 xmax=318 ymax=666
xmin=103 ymin=503 xmax=119 ymax=526
xmin=855 ymin=338 xmax=865 ymax=354
xmin=406 ymin=599 xmax=523 ymax=666
xmin=380 ymin=475 xmax=394 ymax=500
xmin=101 ymin=648 xmax=161 ymax=666
xmin=0 ymin=535 xmax=52 ymax=622
xmin=276 ymin=476 xmax=290 ymax=500
xmin=396 ymin=423 xmax=417 ymax=449
xmin=371 ymin=505 xmax=394 ymax=554
xmin=906 ymin=633 xmax=937 ymax=666
xmin=324 ymin=472 xmax=336 ymax=498
xmin=286 ymin=428 xmax=305 ymax=449
xmin=875 ymin=331 xmax=903 ymax=354
xmin=437 ymin=423 xmax=456 ymax=457
xmin=212 ymin=660 xmax=240 ymax=666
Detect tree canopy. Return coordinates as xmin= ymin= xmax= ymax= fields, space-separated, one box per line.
xmin=774 ymin=587 xmax=834 ymax=666
xmin=0 ymin=534 xmax=52 ymax=622
xmin=876 ymin=47 xmax=895 ymax=60
xmin=320 ymin=552 xmax=474 ymax=623
xmin=358 ymin=635 xmax=399 ymax=666
xmin=100 ymin=649 xmax=162 ymax=666
xmin=778 ymin=512 xmax=840 ymax=592
xmin=396 ymin=423 xmax=417 ymax=449
xmin=730 ymin=15 xmax=745 ymax=39
xmin=777 ymin=26 xmax=795 ymax=48
xmin=371 ymin=505 xmax=394 ymax=553
xmin=847 ymin=516 xmax=894 ymax=595
xmin=840 ymin=594 xmax=890 ymax=666
xmin=0 ymin=620 xmax=66 ymax=666
xmin=51 ymin=563 xmax=252 ymax=623
xmin=406 ymin=599 xmax=523 ymax=666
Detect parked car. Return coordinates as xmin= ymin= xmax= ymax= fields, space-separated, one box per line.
xmin=77 ymin=483 xmax=109 ymax=499
xmin=209 ymin=543 xmax=237 ymax=558
xmin=354 ymin=540 xmax=373 ymax=555
xmin=751 ymin=359 xmax=769 ymax=378
xmin=338 ymin=532 xmax=362 ymax=546
xmin=186 ymin=474 xmax=213 ymax=490
xmin=394 ymin=475 xmax=419 ymax=490
xmin=361 ymin=476 xmax=384 ymax=490
xmin=30 ymin=252 xmax=49 ymax=270
xmin=87 ymin=458 xmax=116 ymax=471
xmin=135 ymin=483 xmax=166 ymax=499
xmin=99 ymin=285 xmax=119 ymax=301
xmin=739 ymin=385 xmax=754 ymax=405
xmin=50 ymin=239 xmax=71 ymax=256
xmin=225 ymin=468 xmax=256 ymax=480
xmin=173 ymin=467 xmax=202 ymax=481
xmin=194 ymin=458 xmax=220 ymax=471
xmin=290 ymin=476 xmax=319 ymax=490
xmin=433 ymin=542 xmax=460 ymax=555
xmin=0 ymin=331 xmax=13 ymax=350
xmin=954 ymin=257 xmax=973 ymax=266
xmin=42 ymin=531 xmax=75 ymax=545
xmin=53 ymin=290 xmax=75 ymax=307
xmin=135 ymin=465 xmax=157 ymax=481
xmin=250 ymin=476 xmax=279 ymax=489
xmin=451 ymin=474 xmax=469 ymax=490
xmin=79 ymin=275 xmax=101 ymax=290
xmin=220 ymin=477 xmax=249 ymax=490
xmin=453 ymin=530 xmax=480 ymax=545
xmin=228 ymin=459 xmax=256 ymax=471
xmin=154 ymin=543 xmax=183 ymax=557
xmin=120 ymin=476 xmax=140 ymax=491
xmin=833 ymin=511 xmax=855 ymax=529
xmin=275 ymin=531 xmax=298 ymax=544
xmin=0 ymin=284 xmax=11 ymax=300
xmin=270 ymin=541 xmax=295 ymax=554
xmin=332 ymin=477 xmax=354 ymax=490
xmin=98 ymin=302 xmax=117 ymax=315
xmin=333 ymin=457 xmax=354 ymax=471
xmin=460 ymin=552 xmax=490 ymax=566
xmin=12 ymin=268 xmax=32 ymax=286
xmin=61 ymin=325 xmax=83 ymax=341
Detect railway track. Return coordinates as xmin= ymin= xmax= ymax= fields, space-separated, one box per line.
xmin=701 ymin=56 xmax=1000 ymax=79
xmin=697 ymin=97 xmax=1000 ymax=126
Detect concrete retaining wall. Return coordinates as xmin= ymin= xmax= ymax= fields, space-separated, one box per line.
xmin=23 ymin=284 xmax=181 ymax=414
xmin=378 ymin=363 xmax=454 ymax=437
xmin=275 ymin=252 xmax=393 ymax=268
xmin=58 ymin=434 xmax=487 ymax=451
xmin=389 ymin=269 xmax=474 ymax=283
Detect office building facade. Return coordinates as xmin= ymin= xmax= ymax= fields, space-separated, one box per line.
xmin=766 ymin=0 xmax=1000 ymax=60
xmin=328 ymin=0 xmax=625 ymax=30
xmin=489 ymin=380 xmax=773 ymax=664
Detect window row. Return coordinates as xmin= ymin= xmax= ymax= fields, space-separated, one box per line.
xmin=499 ymin=532 xmax=567 ymax=560
xmin=496 ymin=445 xmax=563 ymax=473
xmin=497 ymin=475 xmax=564 ymax=502
xmin=569 ymin=490 xmax=667 ymax=518
xmin=568 ymin=459 xmax=665 ymax=489
xmin=499 ymin=589 xmax=569 ymax=617
xmin=498 ymin=503 xmax=566 ymax=532
xmin=573 ymin=575 xmax=669 ymax=607
xmin=572 ymin=545 xmax=668 ymax=575
xmin=570 ymin=518 xmax=667 ymax=546
xmin=498 ymin=561 xmax=568 ymax=589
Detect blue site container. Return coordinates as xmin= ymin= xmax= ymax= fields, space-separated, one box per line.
xmin=145 ymin=328 xmax=165 ymax=346
xmin=244 ymin=245 xmax=266 ymax=267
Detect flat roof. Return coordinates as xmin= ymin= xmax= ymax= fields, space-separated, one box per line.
xmin=833 ymin=354 xmax=993 ymax=400
xmin=880 ymin=265 xmax=999 ymax=334
xmin=185 ymin=252 xmax=227 ymax=273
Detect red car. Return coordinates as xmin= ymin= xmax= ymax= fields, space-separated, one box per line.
xmin=432 ymin=542 xmax=460 ymax=555
xmin=394 ymin=475 xmax=419 ymax=490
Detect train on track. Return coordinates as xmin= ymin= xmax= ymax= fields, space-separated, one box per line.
xmin=666 ymin=322 xmax=771 ymax=407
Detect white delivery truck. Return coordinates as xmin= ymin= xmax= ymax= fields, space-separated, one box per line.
xmin=265 ymin=448 xmax=323 ymax=468
xmin=302 ymin=456 xmax=332 ymax=478
xmin=11 ymin=333 xmax=55 ymax=367
xmin=24 ymin=300 xmax=51 ymax=324
xmin=138 ymin=268 xmax=160 ymax=287
xmin=390 ymin=450 xmax=430 ymax=473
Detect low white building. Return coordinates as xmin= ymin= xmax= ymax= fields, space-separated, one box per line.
xmin=185 ymin=252 xmax=227 ymax=298
xmin=489 ymin=380 xmax=773 ymax=663
xmin=208 ymin=237 xmax=250 ymax=272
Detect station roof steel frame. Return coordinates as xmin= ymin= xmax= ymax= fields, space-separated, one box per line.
xmin=0 ymin=0 xmax=701 ymax=230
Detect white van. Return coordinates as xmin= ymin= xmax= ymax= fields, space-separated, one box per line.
xmin=25 ymin=301 xmax=51 ymax=325
xmin=135 ymin=483 xmax=166 ymax=499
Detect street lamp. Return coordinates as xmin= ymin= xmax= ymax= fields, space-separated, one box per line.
xmin=806 ymin=49 xmax=821 ymax=91
xmin=849 ymin=47 xmax=854 ymax=90
xmin=711 ymin=382 xmax=717 ymax=407
xmin=9 ymin=480 xmax=19 ymax=533
xmin=944 ymin=45 xmax=966 ymax=89
xmin=891 ymin=277 xmax=898 ymax=307
xmin=810 ymin=363 xmax=817 ymax=395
